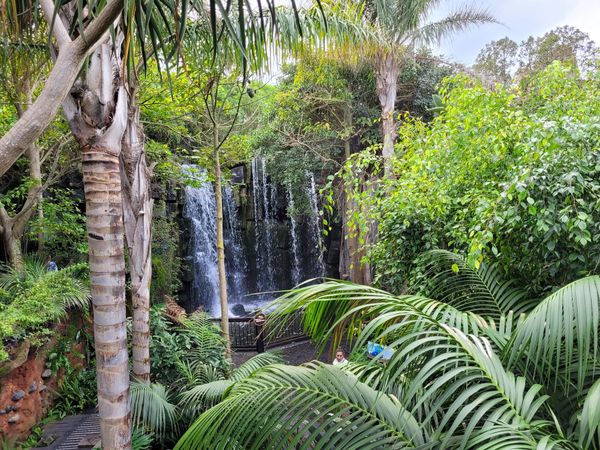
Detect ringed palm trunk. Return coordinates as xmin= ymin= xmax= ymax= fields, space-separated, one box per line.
xmin=65 ymin=42 xmax=132 ymax=449
xmin=122 ymin=104 xmax=153 ymax=384
xmin=376 ymin=51 xmax=400 ymax=178
xmin=213 ymin=142 xmax=231 ymax=356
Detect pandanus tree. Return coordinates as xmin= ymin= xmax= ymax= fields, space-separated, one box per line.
xmin=176 ymin=250 xmax=600 ymax=449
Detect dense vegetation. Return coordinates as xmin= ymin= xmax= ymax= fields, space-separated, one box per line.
xmin=369 ymin=62 xmax=600 ymax=295
xmin=1 ymin=0 xmax=599 ymax=447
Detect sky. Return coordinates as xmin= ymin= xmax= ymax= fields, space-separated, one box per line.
xmin=434 ymin=0 xmax=600 ymax=65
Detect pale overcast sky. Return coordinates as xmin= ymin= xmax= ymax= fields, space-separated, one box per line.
xmin=434 ymin=0 xmax=600 ymax=64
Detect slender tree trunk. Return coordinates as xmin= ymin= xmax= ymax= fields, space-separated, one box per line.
xmin=27 ymin=146 xmax=45 ymax=252
xmin=0 ymin=210 xmax=24 ymax=271
xmin=122 ymin=103 xmax=153 ymax=384
xmin=339 ymin=104 xmax=353 ymax=280
xmin=376 ymin=51 xmax=400 ymax=178
xmin=214 ymin=137 xmax=231 ymax=355
xmin=64 ymin=42 xmax=131 ymax=450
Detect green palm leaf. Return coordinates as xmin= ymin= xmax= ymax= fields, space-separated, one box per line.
xmin=414 ymin=250 xmax=535 ymax=320
xmin=579 ymin=377 xmax=600 ymax=449
xmin=178 ymin=352 xmax=284 ymax=414
xmin=270 ymin=281 xmax=560 ymax=448
xmin=175 ymin=363 xmax=426 ymax=449
xmin=130 ymin=381 xmax=178 ymax=439
xmin=507 ymin=276 xmax=600 ymax=394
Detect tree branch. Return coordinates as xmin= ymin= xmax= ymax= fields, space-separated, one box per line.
xmin=0 ymin=0 xmax=124 ymax=178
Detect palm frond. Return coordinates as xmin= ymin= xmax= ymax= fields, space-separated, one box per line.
xmin=414 ymin=250 xmax=535 ymax=320
xmin=357 ymin=305 xmax=553 ymax=447
xmin=175 ymin=363 xmax=427 ymax=449
xmin=579 ymin=377 xmax=600 ymax=450
xmin=464 ymin=422 xmax=573 ymax=450
xmin=130 ymin=381 xmax=178 ymax=439
xmin=178 ymin=379 xmax=234 ymax=415
xmin=506 ymin=276 xmax=600 ymax=394
xmin=231 ymin=351 xmax=284 ymax=381
xmin=268 ymin=280 xmax=488 ymax=354
xmin=270 ymin=280 xmax=560 ymax=447
xmin=409 ymin=6 xmax=497 ymax=47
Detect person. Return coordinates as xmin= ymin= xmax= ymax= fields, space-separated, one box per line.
xmin=332 ymin=348 xmax=348 ymax=366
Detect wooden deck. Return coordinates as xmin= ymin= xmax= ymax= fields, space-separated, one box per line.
xmin=31 ymin=411 xmax=100 ymax=450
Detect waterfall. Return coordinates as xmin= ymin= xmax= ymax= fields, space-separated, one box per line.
xmin=223 ymin=188 xmax=247 ymax=303
xmin=307 ymin=172 xmax=326 ymax=277
xmin=183 ymin=176 xmax=220 ymax=314
xmin=184 ymin=160 xmax=327 ymax=317
xmin=286 ymin=185 xmax=302 ymax=286
xmin=251 ymin=157 xmax=276 ymax=294
xmin=184 ymin=170 xmax=247 ymax=316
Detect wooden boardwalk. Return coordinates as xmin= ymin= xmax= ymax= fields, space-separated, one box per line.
xmin=31 ymin=411 xmax=100 ymax=450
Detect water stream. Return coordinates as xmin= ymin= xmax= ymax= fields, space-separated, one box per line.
xmin=184 ymin=160 xmax=325 ymax=317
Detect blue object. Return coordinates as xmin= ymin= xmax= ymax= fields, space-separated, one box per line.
xmin=367 ymin=341 xmax=395 ymax=361
xmin=47 ymin=261 xmax=58 ymax=271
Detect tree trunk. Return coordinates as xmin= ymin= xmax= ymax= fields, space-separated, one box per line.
xmin=83 ymin=135 xmax=131 ymax=449
xmin=339 ymin=104 xmax=354 ymax=280
xmin=338 ymin=105 xmax=370 ymax=284
xmin=121 ymin=104 xmax=153 ymax=384
xmin=376 ymin=51 xmax=400 ymax=178
xmin=0 ymin=209 xmax=24 ymax=271
xmin=65 ymin=42 xmax=131 ymax=450
xmin=214 ymin=140 xmax=231 ymax=356
xmin=0 ymin=0 xmax=125 ymax=178
xmin=27 ymin=145 xmax=45 ymax=253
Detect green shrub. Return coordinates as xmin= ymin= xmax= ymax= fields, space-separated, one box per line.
xmin=369 ymin=62 xmax=600 ymax=295
xmin=0 ymin=260 xmax=90 ymax=362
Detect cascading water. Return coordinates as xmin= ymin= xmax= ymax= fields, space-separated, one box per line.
xmin=251 ymin=157 xmax=277 ymax=294
xmin=183 ymin=176 xmax=220 ymax=314
xmin=307 ymin=172 xmax=326 ymax=277
xmin=184 ymin=170 xmax=247 ymax=316
xmin=184 ymin=160 xmax=327 ymax=316
xmin=286 ymin=185 xmax=302 ymax=286
xmin=223 ymin=188 xmax=247 ymax=303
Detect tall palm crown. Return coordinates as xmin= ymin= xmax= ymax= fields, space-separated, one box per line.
xmin=287 ymin=0 xmax=494 ymax=176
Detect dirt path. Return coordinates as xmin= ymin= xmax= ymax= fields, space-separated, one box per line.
xmin=232 ymin=339 xmax=339 ymax=367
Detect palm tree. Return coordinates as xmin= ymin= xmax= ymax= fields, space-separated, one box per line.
xmin=276 ymin=0 xmax=493 ymax=176
xmin=174 ymin=251 xmax=600 ymax=449
xmin=0 ymin=0 xmax=318 ymax=178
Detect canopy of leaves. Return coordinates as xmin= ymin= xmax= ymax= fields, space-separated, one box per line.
xmin=367 ymin=62 xmax=600 ymax=296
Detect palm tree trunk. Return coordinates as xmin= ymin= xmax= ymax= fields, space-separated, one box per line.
xmin=214 ymin=137 xmax=231 ymax=356
xmin=64 ymin=42 xmax=132 ymax=449
xmin=376 ymin=51 xmax=400 ymax=178
xmin=122 ymin=104 xmax=153 ymax=384
xmin=83 ymin=137 xmax=131 ymax=449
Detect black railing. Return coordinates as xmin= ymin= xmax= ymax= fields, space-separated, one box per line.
xmin=211 ymin=312 xmax=307 ymax=351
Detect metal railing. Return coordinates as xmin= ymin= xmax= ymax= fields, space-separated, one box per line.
xmin=211 ymin=312 xmax=307 ymax=351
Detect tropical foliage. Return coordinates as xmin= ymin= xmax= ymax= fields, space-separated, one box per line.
xmin=177 ymin=251 xmax=600 ymax=449
xmin=129 ymin=306 xmax=284 ymax=445
xmin=359 ymin=62 xmax=600 ymax=295
xmin=0 ymin=260 xmax=90 ymax=362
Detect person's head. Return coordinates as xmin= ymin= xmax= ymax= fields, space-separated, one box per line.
xmin=335 ymin=348 xmax=345 ymax=362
